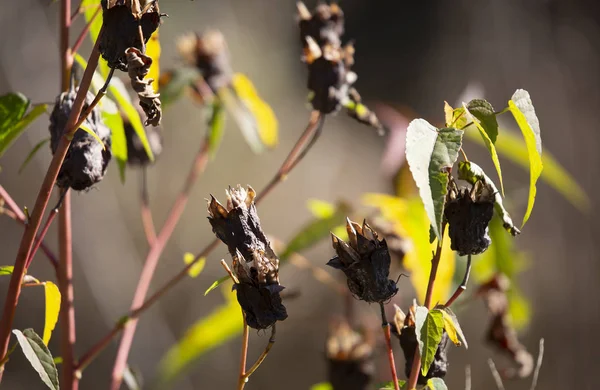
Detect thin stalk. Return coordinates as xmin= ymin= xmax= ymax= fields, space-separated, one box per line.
xmin=444 ymin=254 xmax=472 ymax=308
xmin=380 ymin=303 xmax=400 ymax=390
xmin=109 ymin=140 xmax=211 ymax=390
xmin=406 ymin=229 xmax=445 ymax=390
xmin=72 ymin=68 xmax=115 ymax=131
xmin=237 ymin=319 xmax=250 ymax=390
xmin=140 ymin=168 xmax=157 ymax=246
xmin=0 ymin=4 xmax=101 ymax=380
xmin=71 ymin=5 xmax=101 ymax=54
xmin=25 ymin=208 xmax=59 ymax=269
xmin=240 ymin=325 xmax=276 ymax=389
xmin=82 ymin=112 xmax=326 ymax=373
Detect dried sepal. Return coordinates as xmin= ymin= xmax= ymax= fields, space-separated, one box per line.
xmin=125 ymin=47 xmax=162 ymax=126
xmin=327 ymin=218 xmax=398 ymax=303
xmin=49 ymin=87 xmax=112 ymax=191
xmin=99 ymin=0 xmax=162 ymax=71
xmin=208 ymin=185 xmax=287 ymax=329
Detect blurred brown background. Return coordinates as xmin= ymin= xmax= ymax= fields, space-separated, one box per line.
xmin=0 ymin=0 xmax=599 ymax=389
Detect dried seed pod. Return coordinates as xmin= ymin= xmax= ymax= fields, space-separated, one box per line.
xmin=444 ymin=181 xmax=495 ymax=256
xmin=125 ymin=47 xmax=162 ymax=126
xmin=326 ymin=319 xmax=374 ymax=390
xmin=123 ymin=112 xmax=162 ymax=166
xmin=208 ymin=185 xmax=287 ymax=329
xmin=328 ymin=218 xmax=398 ymax=303
xmin=49 ymin=88 xmax=112 ymax=191
xmin=399 ymin=327 xmax=449 ymax=385
xmin=298 ymin=1 xmax=344 ymax=50
xmin=99 ymin=0 xmax=162 ymax=71
xmin=176 ymin=30 xmax=233 ymax=92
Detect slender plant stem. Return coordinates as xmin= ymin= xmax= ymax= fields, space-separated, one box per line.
xmin=444 ymin=254 xmax=472 ymax=308
xmin=380 ymin=303 xmax=400 ymax=390
xmin=109 ymin=140 xmax=211 ymax=390
xmin=238 ymin=318 xmax=249 ymax=389
xmin=81 ymin=112 xmax=325 ymax=374
xmin=0 ymin=3 xmax=100 ymax=382
xmin=140 ymin=168 xmax=157 ymax=246
xmin=240 ymin=325 xmax=276 ymax=389
xmin=406 ymin=229 xmax=445 ymax=390
xmin=71 ymin=5 xmax=101 ymax=54
xmin=73 ymin=68 xmax=115 ymax=131
xmin=25 ymin=208 xmax=59 ymax=269
xmin=0 ymin=185 xmax=58 ymax=269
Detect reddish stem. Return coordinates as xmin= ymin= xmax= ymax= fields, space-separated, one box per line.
xmin=380 ymin=302 xmax=400 ymax=390
xmin=25 ymin=208 xmax=59 ymax=269
xmin=109 ymin=141 xmax=211 ymax=389
xmin=140 ymin=168 xmax=157 ymax=246
xmin=71 ymin=5 xmax=101 ymax=55
xmin=237 ymin=317 xmax=249 ymax=389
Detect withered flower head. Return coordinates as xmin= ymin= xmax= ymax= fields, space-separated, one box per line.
xmin=99 ymin=0 xmax=163 ymax=71
xmin=326 ymin=319 xmax=374 ymax=390
xmin=176 ymin=30 xmax=233 ymax=92
xmin=125 ymin=47 xmax=162 ymax=126
xmin=444 ymin=179 xmax=495 ymax=256
xmin=49 ymin=87 xmax=112 ymax=191
xmin=298 ymin=1 xmax=344 ymax=49
xmin=123 ymin=111 xmax=162 ymax=166
xmin=399 ymin=326 xmax=449 ymax=385
xmin=207 ymin=185 xmax=287 ymax=329
xmin=328 ymin=218 xmax=398 ymax=303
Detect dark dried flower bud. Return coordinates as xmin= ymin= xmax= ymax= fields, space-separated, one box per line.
xmin=444 ymin=180 xmax=495 ymax=256
xmin=99 ymin=0 xmax=162 ymax=71
xmin=49 ymin=88 xmax=112 ymax=191
xmin=123 ymin=113 xmax=162 ymax=166
xmin=176 ymin=30 xmax=233 ymax=92
xmin=326 ymin=319 xmax=374 ymax=390
xmin=125 ymin=47 xmax=162 ymax=126
xmin=399 ymin=327 xmax=449 ymax=385
xmin=207 ymin=185 xmax=287 ymax=329
xmin=328 ymin=218 xmax=398 ymax=303
xmin=298 ymin=1 xmax=344 ymax=49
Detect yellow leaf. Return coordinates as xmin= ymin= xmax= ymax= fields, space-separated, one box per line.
xmin=43 ymin=282 xmax=61 ymax=345
xmin=443 ymin=101 xmax=453 ymax=127
xmin=183 ymin=253 xmax=205 ymax=278
xmin=146 ymin=30 xmax=161 ymax=92
xmin=231 ymin=73 xmax=278 ymax=148
xmin=440 ymin=310 xmax=460 ymax=346
xmin=362 ymin=194 xmax=455 ymax=305
xmin=306 ymin=199 xmax=336 ymax=219
xmin=78 ymin=123 xmax=106 ymax=150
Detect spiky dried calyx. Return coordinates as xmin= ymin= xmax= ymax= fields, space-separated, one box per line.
xmin=176 ymin=30 xmax=233 ymax=92
xmin=328 ymin=218 xmax=398 ymax=303
xmin=399 ymin=327 xmax=449 ymax=385
xmin=208 ymin=185 xmax=287 ymax=329
xmin=123 ymin=112 xmax=162 ymax=166
xmin=49 ymin=88 xmax=112 ymax=191
xmin=98 ymin=0 xmax=162 ymax=71
xmin=445 ymin=180 xmax=495 ymax=256
xmin=326 ymin=319 xmax=374 ymax=390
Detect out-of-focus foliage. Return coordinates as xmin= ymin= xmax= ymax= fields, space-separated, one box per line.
xmin=0 ymin=93 xmax=46 ymax=157
xmin=183 ymin=253 xmax=206 ymax=278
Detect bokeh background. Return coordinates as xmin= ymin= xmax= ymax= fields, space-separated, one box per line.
xmin=1 ymin=0 xmax=599 ymax=389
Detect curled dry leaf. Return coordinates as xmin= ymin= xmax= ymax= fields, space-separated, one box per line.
xmin=125 ymin=47 xmax=162 ymax=126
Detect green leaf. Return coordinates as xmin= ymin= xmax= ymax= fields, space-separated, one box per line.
xmin=78 ymin=122 xmax=106 ymax=150
xmin=218 ymin=86 xmax=265 ymax=154
xmin=415 ymin=307 xmax=444 ymax=376
xmin=157 ymin=285 xmax=243 ymax=388
xmin=458 ymin=161 xmax=519 ymax=236
xmin=204 ymin=275 xmax=229 ymax=296
xmin=12 ymin=329 xmax=59 ymax=390
xmin=508 ymin=89 xmax=543 ymax=227
xmin=306 ymin=199 xmax=336 ymax=219
xmin=465 ymin=128 xmax=588 ymax=213
xmin=279 ymin=201 xmax=351 ymax=261
xmin=466 ymin=99 xmax=499 ymax=143
xmin=440 ymin=307 xmax=467 ymax=348
xmin=427 ymin=378 xmax=448 ymax=390
xmin=18 ymin=138 xmax=50 ymax=174
xmin=81 ymin=0 xmax=102 ymax=43
xmin=507 ymin=286 xmax=531 ymax=331
xmin=159 ymin=68 xmax=201 ymax=108
xmin=463 ymin=102 xmax=505 ymax=196
xmin=207 ymin=99 xmax=226 ymax=159
xmin=377 ymin=380 xmax=407 ymax=389
xmin=183 ymin=253 xmax=206 ymax=278
xmin=52 ymin=356 xmax=62 ymax=365
xmin=0 ymin=93 xmax=47 ymax=157
xmin=406 ymin=119 xmax=463 ymax=240
xmin=443 ymin=102 xmax=467 ymax=129
xmin=310 ymin=383 xmax=334 ymax=390
xmin=42 ymin=282 xmax=61 ymax=346
xmin=0 ymin=266 xmax=14 ymax=276
xmin=101 ymin=108 xmax=127 ymax=182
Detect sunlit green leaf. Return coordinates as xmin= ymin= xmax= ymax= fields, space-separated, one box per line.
xmin=508 ymin=89 xmax=543 ymax=227
xmin=310 ymin=383 xmax=333 ymax=390
xmin=466 ymin=99 xmax=499 ymax=143
xmin=204 ymin=275 xmax=229 ymax=296
xmin=507 ymin=286 xmax=531 ymax=331
xmin=101 ymin=108 xmax=127 ymax=182
xmin=183 ymin=253 xmax=206 ymax=278
xmin=0 ymin=266 xmax=14 ymax=276
xmin=415 ymin=307 xmax=444 ymax=376
xmin=12 ymin=329 xmax=59 ymax=390
xmin=0 ymin=93 xmax=46 ymax=157
xmin=406 ymin=119 xmax=463 ymax=240
xmin=158 ymin=68 xmax=201 ymax=108
xmin=458 ymin=161 xmax=519 ymax=236
xmin=440 ymin=307 xmax=467 ymax=348
xmin=427 ymin=377 xmax=448 ymax=390
xmin=377 ymin=380 xmax=407 ymax=389
xmin=79 ymin=122 xmax=106 ymax=150
xmin=42 ymin=282 xmax=61 ymax=346
xmin=306 ymin=199 xmax=336 ymax=219
xmin=52 ymin=357 xmax=62 ymax=365
xmin=463 ymin=102 xmax=504 ymax=195
xmin=279 ymin=201 xmax=351 ymax=261
xmin=157 ymin=285 xmax=243 ymax=388
xmin=18 ymin=138 xmax=50 ymax=174
xmin=444 ymin=102 xmax=467 ymax=129
xmin=81 ymin=0 xmax=102 ymax=43
xmin=207 ymin=99 xmax=226 ymax=159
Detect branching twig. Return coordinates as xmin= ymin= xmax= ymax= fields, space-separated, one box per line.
xmin=240 ymin=325 xmax=276 ymax=389
xmin=380 ymin=302 xmax=400 ymax=390
xmin=71 ymin=5 xmax=101 ymax=54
